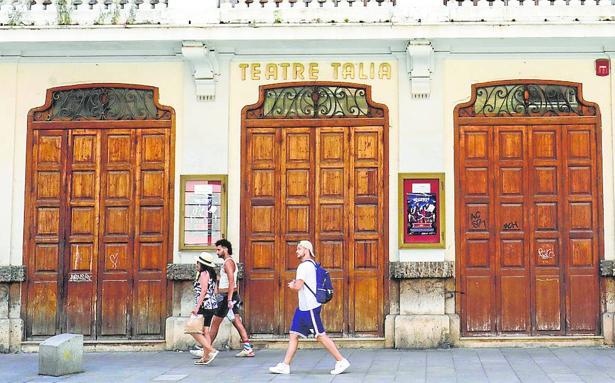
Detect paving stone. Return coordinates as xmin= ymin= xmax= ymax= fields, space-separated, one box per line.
xmin=3 ymin=347 xmax=615 ymax=382
xmin=153 ymin=374 xmax=189 ymax=381
xmin=548 ymin=373 xmax=585 ymax=382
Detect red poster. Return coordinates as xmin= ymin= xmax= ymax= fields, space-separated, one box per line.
xmin=399 ymin=174 xmax=444 ymax=248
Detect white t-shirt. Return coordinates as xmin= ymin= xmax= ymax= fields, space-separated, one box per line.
xmin=296 ymin=260 xmax=320 ymax=311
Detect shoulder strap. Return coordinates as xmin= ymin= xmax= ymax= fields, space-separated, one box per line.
xmin=301 ymin=260 xmax=318 ymax=298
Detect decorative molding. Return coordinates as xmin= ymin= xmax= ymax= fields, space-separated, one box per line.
xmin=32 ymin=87 xmax=171 ymax=121
xmin=601 ymin=260 xmax=614 ymax=277
xmin=458 ymin=82 xmax=597 ymax=117
xmin=244 ymin=82 xmax=385 ymax=120
xmin=390 ymin=261 xmax=454 ymax=279
xmin=167 ymin=262 xmax=244 ymax=281
xmin=0 ymin=266 xmax=26 ymax=283
xmin=260 ymin=86 xmax=371 ymax=119
xmin=181 ymin=41 xmax=219 ymax=102
xmin=406 ymin=40 xmax=433 ymax=99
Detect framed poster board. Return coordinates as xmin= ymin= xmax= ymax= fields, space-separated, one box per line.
xmin=398 ymin=173 xmax=445 ymax=249
xmin=179 ymin=175 xmax=227 ymax=251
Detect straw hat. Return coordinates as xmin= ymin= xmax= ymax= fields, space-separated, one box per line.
xmin=197 ymin=252 xmax=216 ymax=268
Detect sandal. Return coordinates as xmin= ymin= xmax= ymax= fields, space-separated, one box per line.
xmin=194 ymin=356 xmax=209 ymax=365
xmin=204 ymin=350 xmax=219 ymax=365
xmin=194 ymin=349 xmax=219 ymax=365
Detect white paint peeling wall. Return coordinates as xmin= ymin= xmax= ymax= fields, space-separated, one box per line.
xmin=174 ymin=54 xmax=233 ymax=264
xmin=396 ymin=51 xmax=448 ymax=262
xmin=0 ymin=62 xmax=18 ymax=266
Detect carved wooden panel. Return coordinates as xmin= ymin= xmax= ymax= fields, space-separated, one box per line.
xmin=243 ymin=122 xmax=386 ymax=337
xmin=25 ymin=130 xmax=66 ymax=337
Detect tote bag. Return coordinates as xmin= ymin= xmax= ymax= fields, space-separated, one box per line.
xmin=184 ymin=314 xmax=205 ymax=334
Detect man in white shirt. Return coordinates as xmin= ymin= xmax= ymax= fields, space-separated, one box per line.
xmin=268 ymin=240 xmax=350 ymax=375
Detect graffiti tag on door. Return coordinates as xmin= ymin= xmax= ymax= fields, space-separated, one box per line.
xmin=538 ymin=247 xmax=555 ymax=260
xmin=470 ymin=211 xmax=487 ymax=229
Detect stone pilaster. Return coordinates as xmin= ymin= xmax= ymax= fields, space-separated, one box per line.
xmin=0 ymin=266 xmax=25 ymax=353
xmin=389 ymin=261 xmax=455 ymax=349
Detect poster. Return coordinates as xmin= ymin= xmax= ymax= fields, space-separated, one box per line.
xmin=407 ymin=192 xmax=437 ymax=237
xmin=398 ymin=173 xmax=445 ymax=248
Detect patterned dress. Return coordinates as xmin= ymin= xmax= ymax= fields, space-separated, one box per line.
xmin=194 ymin=272 xmax=218 ymax=310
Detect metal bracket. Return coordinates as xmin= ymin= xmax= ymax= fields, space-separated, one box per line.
xmin=406 ymin=40 xmax=434 ymax=99
xmin=181 ymin=41 xmax=219 ymax=102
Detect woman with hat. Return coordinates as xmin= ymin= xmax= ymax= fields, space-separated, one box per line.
xmin=191 ymin=252 xmax=219 ymax=365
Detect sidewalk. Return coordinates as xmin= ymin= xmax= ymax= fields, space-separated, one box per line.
xmin=2 ymin=347 xmax=615 ymax=383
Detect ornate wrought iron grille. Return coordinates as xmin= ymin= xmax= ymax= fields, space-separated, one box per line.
xmin=459 ymin=84 xmax=596 ymax=117
xmin=34 ymin=87 xmax=170 ymax=121
xmin=254 ymin=85 xmax=377 ymax=119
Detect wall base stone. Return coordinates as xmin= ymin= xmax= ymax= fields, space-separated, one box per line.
xmin=165 ymin=316 xmax=241 ymax=351
xmin=603 ymin=312 xmax=614 ymax=346
xmin=448 ymin=313 xmax=460 ymax=346
xmin=0 ymin=317 xmax=22 ymax=353
xmin=385 ymin=314 xmax=396 ymax=348
xmin=400 ymin=279 xmax=445 ymax=315
xmin=394 ymin=314 xmax=450 ymax=349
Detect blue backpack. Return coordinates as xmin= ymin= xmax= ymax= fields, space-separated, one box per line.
xmin=304 ymin=260 xmax=334 ymax=304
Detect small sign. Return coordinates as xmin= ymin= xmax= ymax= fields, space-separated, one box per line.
xmin=194 ymin=184 xmax=213 ymax=195
xmin=412 ymin=183 xmax=431 ymax=193
xmin=180 ymin=175 xmax=227 ymax=250
xmin=69 ymin=272 xmax=92 ymax=282
xmin=596 ymin=59 xmax=610 ymax=77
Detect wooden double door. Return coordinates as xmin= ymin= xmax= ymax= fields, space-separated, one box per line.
xmin=456 ymin=81 xmax=602 ymax=336
xmin=241 ymin=83 xmax=388 ymax=337
xmin=23 ymin=85 xmax=174 ymax=340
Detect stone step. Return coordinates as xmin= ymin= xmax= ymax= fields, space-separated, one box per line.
xmin=23 ymin=337 xmax=385 ymax=352
xmin=22 ymin=339 xmax=167 ymax=353
xmin=459 ymin=335 xmax=604 ymax=348
xmin=250 ymin=337 xmax=386 ymax=349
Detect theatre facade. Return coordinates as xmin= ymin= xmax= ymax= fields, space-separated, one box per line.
xmin=1 ymin=0 xmax=615 ymax=352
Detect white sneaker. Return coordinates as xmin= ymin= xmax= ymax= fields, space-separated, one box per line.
xmin=268 ymin=362 xmax=290 ymax=374
xmin=235 ymin=348 xmax=255 ymax=357
xmin=330 ymin=359 xmax=350 ymax=375
xmin=190 ymin=349 xmax=204 ymax=358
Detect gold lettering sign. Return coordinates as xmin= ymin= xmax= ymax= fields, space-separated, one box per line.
xmin=239 ymin=62 xmax=392 ymax=81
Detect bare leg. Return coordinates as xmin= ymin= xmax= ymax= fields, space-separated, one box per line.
xmin=191 ymin=329 xmax=215 ymax=356
xmin=209 ymin=315 xmax=223 ymax=344
xmin=232 ymin=314 xmax=251 ymax=343
xmin=316 ymin=334 xmax=343 ymax=362
xmin=282 ymin=333 xmax=300 ymax=365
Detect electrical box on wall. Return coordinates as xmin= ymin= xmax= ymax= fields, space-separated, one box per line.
xmin=596 ymin=59 xmax=609 ymax=76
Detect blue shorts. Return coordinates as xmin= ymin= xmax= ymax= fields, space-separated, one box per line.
xmin=290 ymin=306 xmax=325 ymax=338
